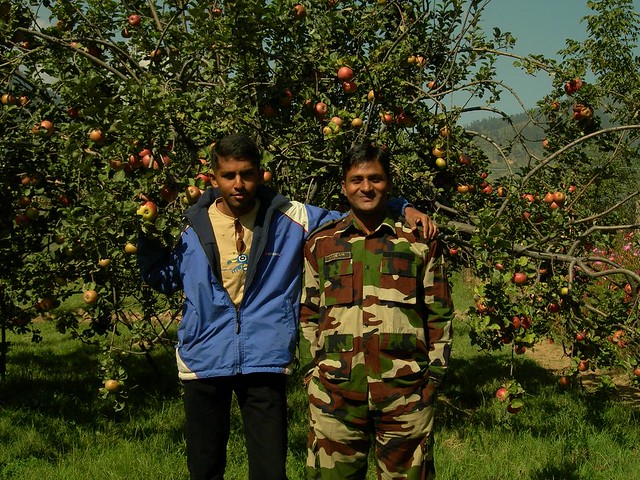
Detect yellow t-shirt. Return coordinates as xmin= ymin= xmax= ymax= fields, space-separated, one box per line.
xmin=208 ymin=199 xmax=260 ymax=307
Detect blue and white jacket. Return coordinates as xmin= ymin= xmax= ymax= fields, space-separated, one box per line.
xmin=138 ymin=186 xmax=408 ymax=380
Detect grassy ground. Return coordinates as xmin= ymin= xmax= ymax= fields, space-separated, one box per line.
xmin=1 ymin=271 xmax=639 ymax=479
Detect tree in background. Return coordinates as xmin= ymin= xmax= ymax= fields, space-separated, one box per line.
xmin=0 ymin=0 xmax=638 ymax=410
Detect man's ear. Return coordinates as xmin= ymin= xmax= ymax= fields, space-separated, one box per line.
xmin=340 ymin=180 xmax=346 ymax=196
xmin=210 ymin=171 xmax=219 ymax=189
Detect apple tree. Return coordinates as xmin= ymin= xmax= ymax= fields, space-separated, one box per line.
xmin=0 ymin=0 xmax=638 ymax=409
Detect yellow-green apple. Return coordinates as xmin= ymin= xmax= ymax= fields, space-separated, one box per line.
xmin=136 ymin=201 xmax=158 ymax=222
xmin=83 ymin=289 xmax=99 ymax=304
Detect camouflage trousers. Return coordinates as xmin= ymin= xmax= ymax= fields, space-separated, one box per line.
xmin=305 ymin=376 xmax=436 ymax=480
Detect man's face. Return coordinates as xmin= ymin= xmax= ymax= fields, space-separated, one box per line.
xmin=341 ymin=158 xmax=391 ymax=221
xmin=211 ymin=155 xmax=262 ymax=217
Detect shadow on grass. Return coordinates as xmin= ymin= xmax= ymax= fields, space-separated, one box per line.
xmin=1 ymin=339 xmax=182 ymax=432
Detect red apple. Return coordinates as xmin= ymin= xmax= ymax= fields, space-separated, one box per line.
xmin=575 ymin=331 xmax=587 ymax=342
xmin=495 ymin=387 xmax=508 ymax=401
xmin=558 ymin=375 xmax=571 ymax=387
xmin=512 ymin=272 xmax=527 ymax=285
xmin=314 ymin=102 xmax=328 ymax=118
xmin=292 ymin=3 xmax=306 ymax=18
xmin=342 ymin=81 xmax=357 ymax=94
xmin=337 ymin=66 xmax=354 ymax=82
xmin=127 ymin=14 xmax=141 ymax=26
xmin=548 ymin=303 xmax=560 ymax=313
xmin=577 ymin=360 xmax=589 ymax=372
xmin=88 ymin=129 xmax=105 ymax=144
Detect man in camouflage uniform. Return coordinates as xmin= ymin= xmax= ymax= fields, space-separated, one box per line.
xmin=299 ymin=143 xmax=454 ymax=480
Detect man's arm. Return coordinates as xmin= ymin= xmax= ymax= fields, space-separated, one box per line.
xmin=422 ymin=241 xmax=454 ymax=385
xmin=299 ymin=238 xmax=322 ymax=379
xmin=137 ymin=232 xmax=183 ymax=295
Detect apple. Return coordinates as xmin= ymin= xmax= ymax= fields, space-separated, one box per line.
xmin=37 ymin=120 xmax=55 ymax=137
xmin=38 ymin=297 xmax=55 ymax=311
xmin=104 ymin=379 xmax=120 ymax=392
xmin=110 ymin=158 xmax=123 ymax=170
xmin=560 ymin=287 xmax=570 ymax=296
xmin=558 ymin=375 xmax=571 ymax=387
xmin=512 ymin=316 xmax=522 ymax=330
xmin=432 ymin=145 xmax=446 ymax=158
xmin=406 ymin=55 xmax=416 ymax=65
xmin=543 ymin=192 xmax=555 ymax=204
xmin=542 ymin=138 xmax=550 ymax=149
xmin=634 ymin=367 xmax=640 ymax=377
xmin=512 ymin=272 xmax=527 ymax=285
xmin=142 ymin=154 xmax=159 ymax=169
xmin=1 ymin=93 xmax=16 ymax=105
xmin=15 ymin=214 xmax=30 ymax=227
xmin=67 ymin=106 xmax=79 ymax=118
xmin=396 ymin=111 xmax=415 ymax=127
xmin=522 ymin=193 xmax=536 ymax=203
xmin=568 ymin=185 xmax=576 ymax=193
xmin=415 ymin=55 xmax=426 ymax=67
xmin=124 ymin=242 xmax=138 ymax=254
xmin=577 ymin=360 xmax=589 ymax=372
xmin=128 ymin=14 xmax=141 ymax=26
xmin=337 ymin=66 xmax=354 ymax=82
xmin=322 ymin=125 xmax=333 ymax=136
xmin=121 ymin=28 xmax=132 ymax=38
xmin=458 ymin=153 xmax=471 ymax=165
xmin=553 ymin=191 xmax=566 ymax=204
xmin=25 ymin=207 xmax=39 ymax=220
xmin=367 ymin=89 xmax=376 ymax=102
xmin=434 ymin=158 xmax=447 ymax=169
xmin=136 ymin=201 xmax=158 ymax=222
xmin=456 ymin=185 xmax=470 ymax=193
xmin=292 ymin=3 xmax=306 ymax=17
xmin=210 ymin=7 xmax=223 ymax=17
xmin=160 ymin=184 xmax=178 ymax=202
xmin=262 ymin=104 xmax=277 ymax=117
xmin=515 ymin=346 xmax=526 ymax=355
xmin=314 ymin=102 xmax=328 ymax=118
xmin=548 ymin=303 xmax=560 ymax=313
xmin=427 ymin=80 xmax=436 ymax=89
xmin=496 ymin=186 xmax=506 ymax=197
xmin=575 ymin=331 xmax=587 ymax=342
xmin=330 ymin=116 xmax=343 ymax=128
xmin=380 ymin=111 xmax=394 ymax=125
xmin=611 ymin=329 xmax=625 ymax=344
xmin=149 ymin=49 xmax=163 ymax=62
xmin=351 ymin=117 xmax=363 ymax=129
xmin=507 ymin=403 xmax=522 ymax=414
xmin=278 ymin=88 xmax=293 ymax=107
xmin=481 ymin=185 xmax=493 ymax=194
xmin=520 ymin=316 xmax=531 ymax=330
xmin=186 ymin=185 xmax=202 ymax=203
xmin=495 ymin=387 xmax=508 ymax=401
xmin=495 ymin=263 xmax=504 ymax=271
xmin=98 ymin=258 xmax=111 ymax=268
xmin=88 ymin=129 xmax=105 ymax=144
xmin=83 ymin=289 xmax=99 ymax=304
xmin=448 ymin=247 xmax=459 ymax=256
xmin=342 ymin=81 xmax=357 ymax=94
xmin=564 ymin=77 xmax=583 ymax=94
xmin=439 ymin=126 xmax=450 ymax=137
xmin=262 ymin=171 xmax=273 ymax=183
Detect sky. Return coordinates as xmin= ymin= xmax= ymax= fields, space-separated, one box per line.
xmin=467 ymin=0 xmax=640 ymax=118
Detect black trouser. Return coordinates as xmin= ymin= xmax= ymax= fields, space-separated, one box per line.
xmin=183 ymin=373 xmax=288 ymax=480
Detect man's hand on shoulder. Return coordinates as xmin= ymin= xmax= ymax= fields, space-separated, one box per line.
xmin=404 ymin=206 xmax=438 ymax=240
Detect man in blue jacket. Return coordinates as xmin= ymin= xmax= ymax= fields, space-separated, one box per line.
xmin=137 ymin=134 xmax=437 ymax=480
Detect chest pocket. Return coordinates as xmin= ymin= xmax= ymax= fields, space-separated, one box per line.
xmin=321 ymin=254 xmax=353 ymax=306
xmin=378 ymin=252 xmax=418 ymax=304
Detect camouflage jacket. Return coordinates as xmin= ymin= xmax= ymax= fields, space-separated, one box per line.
xmin=299 ymin=213 xmax=454 ymax=403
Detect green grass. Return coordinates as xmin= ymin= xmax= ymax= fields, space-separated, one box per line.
xmin=1 ymin=273 xmax=639 ymax=479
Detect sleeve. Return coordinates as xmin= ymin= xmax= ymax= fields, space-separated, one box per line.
xmin=298 ymin=236 xmax=322 ymax=377
xmin=422 ymin=240 xmax=454 ymax=385
xmin=136 ymin=231 xmax=183 ymax=295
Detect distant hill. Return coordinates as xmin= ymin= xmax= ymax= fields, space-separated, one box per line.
xmin=464 ymin=112 xmax=545 ymax=176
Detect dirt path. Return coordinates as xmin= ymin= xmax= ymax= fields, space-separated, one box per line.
xmin=525 ymin=340 xmax=640 ymax=405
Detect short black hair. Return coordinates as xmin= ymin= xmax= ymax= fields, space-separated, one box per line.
xmin=211 ymin=134 xmax=261 ymax=170
xmin=342 ymin=142 xmax=392 ymax=180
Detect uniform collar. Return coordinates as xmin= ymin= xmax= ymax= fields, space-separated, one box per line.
xmin=338 ymin=212 xmax=397 ymax=237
